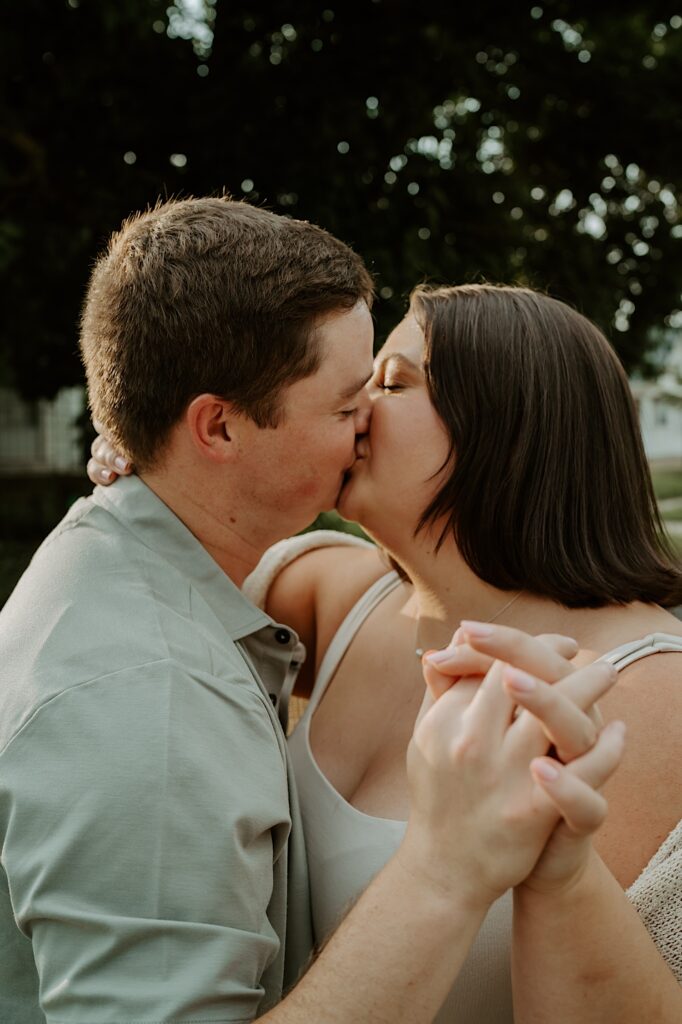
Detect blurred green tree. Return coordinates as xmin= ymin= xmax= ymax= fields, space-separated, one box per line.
xmin=2 ymin=0 xmax=681 ymax=400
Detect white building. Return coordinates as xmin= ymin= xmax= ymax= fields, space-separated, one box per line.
xmin=631 ymin=337 xmax=682 ymax=465
xmin=0 ymin=386 xmax=86 ymax=473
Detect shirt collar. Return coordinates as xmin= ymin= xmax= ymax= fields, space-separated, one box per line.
xmin=90 ymin=475 xmax=272 ymax=640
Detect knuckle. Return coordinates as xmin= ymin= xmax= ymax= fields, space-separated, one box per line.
xmin=448 ymin=733 xmax=483 ymax=765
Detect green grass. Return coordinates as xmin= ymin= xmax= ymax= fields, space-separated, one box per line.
xmin=302 ymin=510 xmax=372 ymax=541
xmin=651 ymin=468 xmax=682 ymax=501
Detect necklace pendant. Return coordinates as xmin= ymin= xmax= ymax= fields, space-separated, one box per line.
xmin=415 ymin=647 xmax=425 ymax=659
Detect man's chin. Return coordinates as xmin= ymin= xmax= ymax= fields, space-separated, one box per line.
xmin=335 ymin=473 xmax=359 ymax=521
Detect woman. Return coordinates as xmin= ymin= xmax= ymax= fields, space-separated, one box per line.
xmin=90 ymin=284 xmax=682 ymax=1020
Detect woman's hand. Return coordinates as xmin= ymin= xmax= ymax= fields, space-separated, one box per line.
xmin=406 ymin=624 xmax=624 ymax=903
xmin=86 ymin=425 xmax=133 ymax=485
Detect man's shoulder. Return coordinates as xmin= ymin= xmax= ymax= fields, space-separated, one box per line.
xmin=0 ymin=498 xmax=248 ymax=754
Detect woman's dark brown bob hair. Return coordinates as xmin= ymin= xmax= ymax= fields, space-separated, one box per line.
xmin=411 ymin=283 xmax=682 ymax=609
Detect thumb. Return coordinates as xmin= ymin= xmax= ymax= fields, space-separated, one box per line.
xmin=421 ymin=653 xmax=460 ymax=701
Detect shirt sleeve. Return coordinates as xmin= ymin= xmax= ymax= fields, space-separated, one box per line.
xmin=0 ymin=658 xmax=291 ymax=1023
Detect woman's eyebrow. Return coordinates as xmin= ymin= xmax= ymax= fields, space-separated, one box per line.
xmin=374 ymin=353 xmax=421 ymax=375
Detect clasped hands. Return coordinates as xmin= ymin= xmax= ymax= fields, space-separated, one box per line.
xmin=402 ymin=623 xmax=624 ymax=909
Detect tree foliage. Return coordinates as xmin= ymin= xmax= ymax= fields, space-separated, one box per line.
xmin=2 ymin=0 xmax=682 ymax=399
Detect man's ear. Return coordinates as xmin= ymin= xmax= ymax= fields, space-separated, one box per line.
xmin=185 ymin=394 xmax=242 ymax=464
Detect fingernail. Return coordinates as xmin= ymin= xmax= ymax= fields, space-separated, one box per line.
xmin=424 ymin=648 xmax=456 ymax=665
xmin=531 ymin=758 xmax=560 ymax=782
xmin=504 ymin=667 xmax=536 ymax=693
xmin=452 ymin=627 xmax=465 ymax=645
xmin=460 ymin=620 xmax=494 ymax=638
xmin=114 ymin=457 xmax=128 ymax=472
xmin=101 ymin=469 xmax=113 ymax=482
xmin=607 ymin=720 xmax=626 ymax=739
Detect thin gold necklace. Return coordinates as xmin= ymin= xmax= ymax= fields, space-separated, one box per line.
xmin=414 ymin=591 xmax=522 ymax=658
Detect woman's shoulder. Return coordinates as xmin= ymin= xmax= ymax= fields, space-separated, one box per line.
xmin=597 ymin=644 xmax=682 ymax=888
xmin=268 ymin=536 xmax=390 ymax=637
xmin=249 ymin=530 xmax=393 ymax=697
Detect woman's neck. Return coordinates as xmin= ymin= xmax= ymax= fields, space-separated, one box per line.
xmin=385 ymin=528 xmax=571 ymax=650
xmin=387 ymin=529 xmax=675 ymax=658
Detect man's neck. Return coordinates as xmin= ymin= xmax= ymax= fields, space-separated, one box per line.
xmin=139 ymin=470 xmax=266 ymax=587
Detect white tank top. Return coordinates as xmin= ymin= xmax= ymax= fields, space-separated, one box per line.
xmin=287 ymin=570 xmax=682 ymax=1023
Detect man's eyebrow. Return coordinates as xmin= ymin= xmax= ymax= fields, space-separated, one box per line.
xmin=337 ymin=371 xmax=373 ymax=401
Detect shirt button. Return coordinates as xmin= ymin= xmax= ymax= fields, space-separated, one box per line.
xmin=274 ymin=628 xmax=291 ymax=645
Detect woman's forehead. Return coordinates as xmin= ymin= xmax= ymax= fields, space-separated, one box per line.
xmin=376 ymin=313 xmax=424 ymax=363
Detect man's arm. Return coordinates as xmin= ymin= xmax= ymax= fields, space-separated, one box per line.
xmin=264 ymin=641 xmax=626 ymax=1024
xmin=3 ymin=661 xmax=290 ymax=1023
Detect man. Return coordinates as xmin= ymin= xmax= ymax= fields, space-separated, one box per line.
xmin=0 ymin=197 xmax=611 ymax=1023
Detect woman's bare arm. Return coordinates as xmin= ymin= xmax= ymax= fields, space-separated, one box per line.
xmin=266 ymin=544 xmax=390 ymax=698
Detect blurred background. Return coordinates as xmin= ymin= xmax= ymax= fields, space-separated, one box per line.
xmin=2 ymin=0 xmax=682 ymax=605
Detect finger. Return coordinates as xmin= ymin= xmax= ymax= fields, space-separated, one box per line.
xmin=464 ymin=659 xmax=516 ymax=737
xmin=552 ymin=660 xmax=618 ymax=711
xmin=421 ymin=656 xmax=455 ymax=701
xmin=535 ymin=633 xmax=581 ymax=660
xmin=505 ymin=661 xmax=617 ymax=761
xmin=422 ymin=643 xmax=495 ymax=692
xmin=421 ymin=651 xmax=484 ymax=703
xmin=459 ymin=622 xmax=577 ymax=683
xmin=563 ymin=719 xmax=627 ymax=790
xmin=91 ymin=435 xmax=106 ymax=461
xmin=413 ymin=677 xmax=482 ymax=757
xmin=530 ymin=758 xmax=608 ymax=835
xmin=87 ymin=457 xmax=116 ymax=486
xmin=505 ymin=667 xmax=597 ymax=762
xmin=530 ymin=720 xmax=626 ymax=835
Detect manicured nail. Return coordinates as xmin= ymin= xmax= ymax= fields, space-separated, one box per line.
xmin=606 ymin=719 xmax=626 ymax=739
xmin=460 ymin=621 xmax=494 ymax=638
xmin=531 ymin=758 xmax=560 ymax=782
xmin=504 ymin=667 xmax=536 ymax=693
xmin=101 ymin=469 xmax=113 ymax=482
xmin=451 ymin=627 xmax=465 ymax=645
xmin=114 ymin=456 xmax=128 ymax=472
xmin=425 ymin=648 xmax=456 ymax=665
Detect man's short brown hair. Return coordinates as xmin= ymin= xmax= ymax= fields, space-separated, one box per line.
xmin=80 ymin=197 xmax=374 ymax=468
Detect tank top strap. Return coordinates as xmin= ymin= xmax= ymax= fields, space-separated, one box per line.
xmin=599 ymin=631 xmax=682 ymax=671
xmin=307 ymin=571 xmax=403 ymax=714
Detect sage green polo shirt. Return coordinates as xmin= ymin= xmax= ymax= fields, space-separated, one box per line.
xmin=0 ymin=476 xmax=313 ymax=1023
